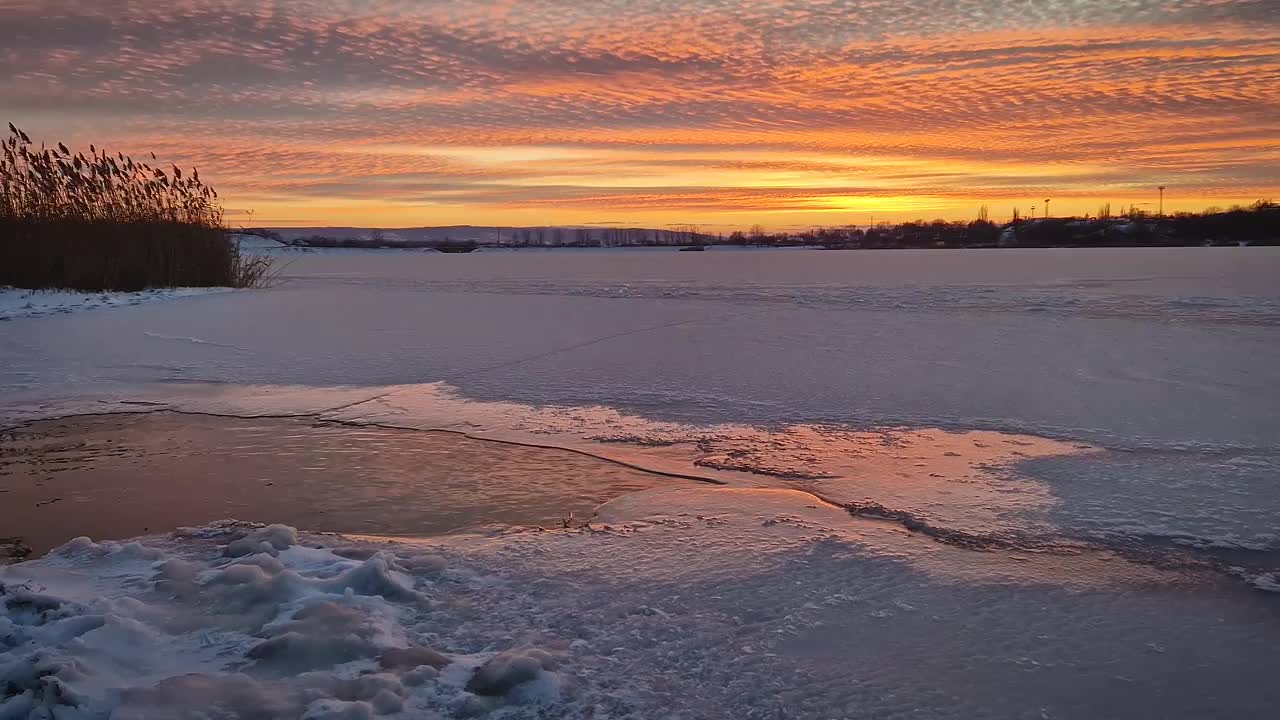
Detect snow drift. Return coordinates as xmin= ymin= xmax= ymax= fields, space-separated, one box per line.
xmin=0 ymin=523 xmax=562 ymax=720
xmin=4 ymin=488 xmax=1278 ymax=719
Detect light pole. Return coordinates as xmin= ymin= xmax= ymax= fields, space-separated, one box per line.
xmin=1044 ymin=198 xmax=1051 ymax=218
xmin=1030 ymin=205 xmax=1036 ymax=219
xmin=1158 ymin=186 xmax=1165 ymax=217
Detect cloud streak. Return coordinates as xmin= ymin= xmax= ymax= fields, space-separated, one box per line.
xmin=2 ymin=0 xmax=1277 ymax=226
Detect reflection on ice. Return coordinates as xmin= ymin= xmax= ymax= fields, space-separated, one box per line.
xmin=0 ymin=412 xmax=696 ymax=556
xmin=248 ymin=382 xmax=1092 ymax=537
xmin=7 ymin=380 xmax=1274 ymax=590
xmin=5 ymin=380 xmax=1089 ymax=541
xmin=4 ymin=379 xmax=1279 ymax=719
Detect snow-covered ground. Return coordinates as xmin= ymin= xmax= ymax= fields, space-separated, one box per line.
xmin=2 ymin=247 xmax=1279 ymax=718
xmin=0 ymin=287 xmax=231 ymax=321
xmin=4 ymin=494 xmax=1278 ymax=719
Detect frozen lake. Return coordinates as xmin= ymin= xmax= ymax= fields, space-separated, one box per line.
xmin=2 ymin=247 xmax=1279 ymax=719
xmin=5 ymin=247 xmax=1278 ymax=553
xmin=6 ymin=246 xmax=1278 ymax=442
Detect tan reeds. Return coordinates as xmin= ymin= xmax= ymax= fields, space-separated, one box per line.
xmin=1 ymin=124 xmax=273 ymax=291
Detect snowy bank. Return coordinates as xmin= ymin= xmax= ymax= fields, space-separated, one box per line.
xmin=0 ymin=287 xmax=232 ymax=321
xmin=0 ymin=522 xmax=565 ymax=720
xmin=3 ymin=488 xmax=1278 ymax=719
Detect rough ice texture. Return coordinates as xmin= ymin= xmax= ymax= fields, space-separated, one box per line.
xmin=0 ymin=522 xmax=565 ymax=719
xmin=3 ymin=489 xmax=1279 ymax=719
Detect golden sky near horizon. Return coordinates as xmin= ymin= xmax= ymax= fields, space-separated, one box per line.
xmin=2 ymin=0 xmax=1278 ymax=230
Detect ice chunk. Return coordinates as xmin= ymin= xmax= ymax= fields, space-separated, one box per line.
xmin=248 ymin=601 xmax=385 ymax=672
xmin=369 ymin=689 xmax=403 ymax=715
xmin=465 ymin=648 xmax=558 ymax=696
xmin=302 ymin=699 xmax=376 ymax=720
xmin=319 ymin=554 xmax=423 ymax=603
xmin=225 ymin=524 xmax=299 ymax=557
xmin=401 ymin=665 xmax=439 ymax=686
xmin=1251 ymin=572 xmax=1280 ymax=593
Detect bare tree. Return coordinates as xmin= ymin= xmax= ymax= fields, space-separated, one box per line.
xmin=673 ymin=224 xmax=701 ymax=245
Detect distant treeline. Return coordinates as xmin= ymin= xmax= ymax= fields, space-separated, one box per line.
xmin=733 ymin=201 xmax=1278 ymax=249
xmin=242 ymin=226 xmax=715 ymax=248
xmin=242 ymin=202 xmax=1277 ymax=252
xmin=503 ymin=226 xmax=713 ymax=247
xmin=235 ymin=229 xmax=478 ymax=250
xmin=287 ymin=233 xmax=475 ymax=250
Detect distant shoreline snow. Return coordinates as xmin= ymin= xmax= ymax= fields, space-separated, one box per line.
xmin=0 ymin=286 xmax=233 ymax=321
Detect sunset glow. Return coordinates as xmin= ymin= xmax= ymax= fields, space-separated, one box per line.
xmin=4 ymin=0 xmax=1277 ymax=230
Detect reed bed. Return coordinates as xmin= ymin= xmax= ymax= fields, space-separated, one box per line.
xmin=1 ymin=124 xmax=272 ymax=291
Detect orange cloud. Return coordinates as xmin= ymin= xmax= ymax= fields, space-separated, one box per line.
xmin=2 ymin=1 xmax=1276 ymax=229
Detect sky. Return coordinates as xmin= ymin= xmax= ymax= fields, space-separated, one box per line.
xmin=2 ymin=0 xmax=1278 ymax=231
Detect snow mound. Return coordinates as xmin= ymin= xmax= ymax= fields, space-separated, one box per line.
xmin=465 ymin=648 xmax=561 ymax=701
xmin=0 ymin=524 xmax=562 ymax=719
xmin=1247 ymin=571 xmax=1280 ymax=593
xmin=225 ymin=524 xmax=300 ymax=557
xmin=3 ymin=501 xmax=1279 ymax=719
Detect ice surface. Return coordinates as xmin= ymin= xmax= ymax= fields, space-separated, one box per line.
xmin=0 ymin=412 xmax=702 ymax=555
xmin=3 ymin=250 xmax=1276 ymax=449
xmin=3 ymin=249 xmax=1278 ymax=566
xmin=2 ymin=248 xmax=1279 ymax=717
xmin=8 ymin=378 xmax=1276 ymax=571
xmin=2 ymin=499 xmax=1277 ymax=719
